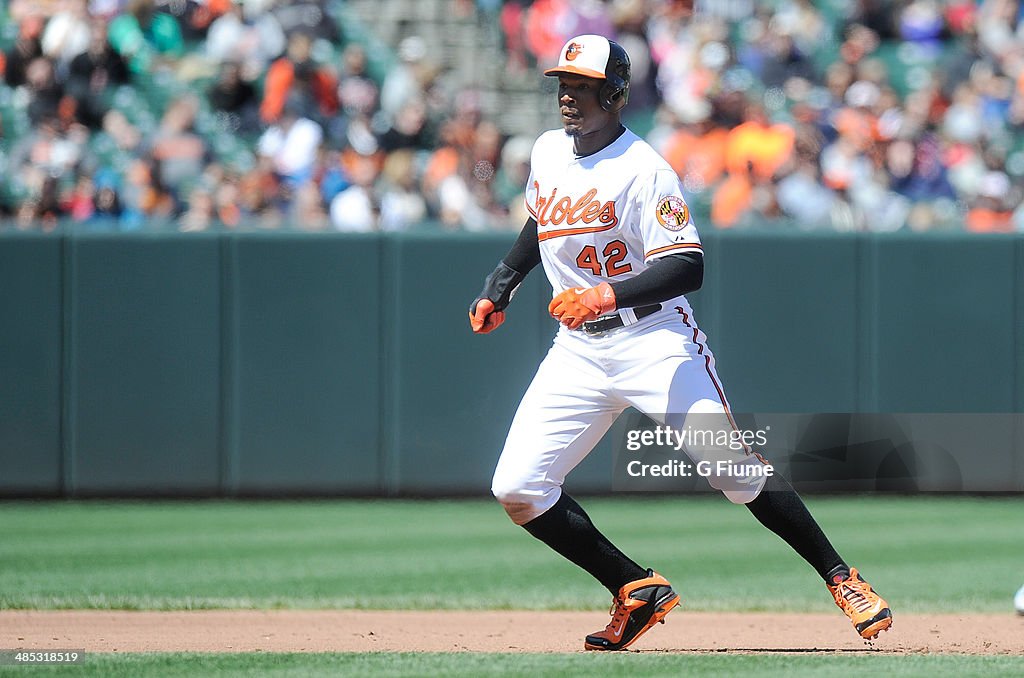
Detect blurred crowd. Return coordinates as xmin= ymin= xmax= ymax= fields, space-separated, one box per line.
xmin=0 ymin=0 xmax=1022 ymax=233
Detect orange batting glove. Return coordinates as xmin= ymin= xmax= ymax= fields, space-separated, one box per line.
xmin=469 ymin=298 xmax=506 ymax=334
xmin=548 ymin=282 xmax=616 ymax=330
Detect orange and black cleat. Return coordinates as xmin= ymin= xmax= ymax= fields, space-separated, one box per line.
xmin=584 ymin=570 xmax=681 ymax=651
xmin=827 ymin=567 xmax=893 ymax=640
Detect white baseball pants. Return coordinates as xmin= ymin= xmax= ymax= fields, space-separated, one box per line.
xmin=491 ymin=306 xmax=769 ymax=524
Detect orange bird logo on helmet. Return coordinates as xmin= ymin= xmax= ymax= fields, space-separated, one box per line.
xmin=565 ymin=42 xmax=583 ymax=61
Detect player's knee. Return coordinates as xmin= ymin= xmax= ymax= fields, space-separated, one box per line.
xmin=490 ymin=488 xmax=534 ymax=524
xmin=713 ymin=469 xmax=768 ymax=504
xmin=490 ymin=487 xmax=538 ymax=525
xmin=491 ymin=480 xmax=559 ymax=525
xmin=497 ymin=499 xmax=537 ymax=525
xmin=700 ymin=456 xmax=770 ymax=504
xmin=722 ymin=480 xmax=766 ymax=505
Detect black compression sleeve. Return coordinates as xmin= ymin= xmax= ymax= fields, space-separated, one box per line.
xmin=609 ymin=252 xmax=704 ymax=308
xmin=470 ymin=219 xmax=542 ymax=314
xmin=501 ymin=217 xmax=542 ymax=275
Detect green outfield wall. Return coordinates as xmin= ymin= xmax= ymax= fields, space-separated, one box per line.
xmin=1 ymin=231 xmax=1022 ymax=496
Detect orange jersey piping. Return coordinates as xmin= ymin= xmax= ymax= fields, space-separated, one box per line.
xmin=538 ymin=224 xmax=618 ymax=242
xmin=645 ymin=242 xmax=703 ymax=259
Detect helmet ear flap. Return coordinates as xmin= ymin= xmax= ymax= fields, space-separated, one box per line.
xmin=599 ymin=81 xmax=627 ymax=112
xmin=600 ymin=39 xmax=630 ymax=113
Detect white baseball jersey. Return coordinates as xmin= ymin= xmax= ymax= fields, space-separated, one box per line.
xmin=524 ymin=127 xmax=702 ymax=297
xmin=491 ymin=126 xmax=769 ymax=523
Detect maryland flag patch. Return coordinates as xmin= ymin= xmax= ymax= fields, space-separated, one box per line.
xmin=656 ymin=196 xmax=689 ymax=231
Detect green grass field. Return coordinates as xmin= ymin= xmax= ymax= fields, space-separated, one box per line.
xmin=2 ymin=496 xmax=1022 ymax=676
xmin=1 ymin=496 xmax=1020 ymax=612
xmin=5 ymin=652 xmax=1024 ymax=677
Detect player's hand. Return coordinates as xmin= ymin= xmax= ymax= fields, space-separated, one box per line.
xmin=548 ymin=282 xmax=616 ymax=330
xmin=469 ymin=298 xmax=506 ymax=334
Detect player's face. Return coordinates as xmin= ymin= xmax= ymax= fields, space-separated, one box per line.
xmin=557 ymin=75 xmax=612 ymax=137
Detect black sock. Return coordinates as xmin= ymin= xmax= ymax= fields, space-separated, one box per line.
xmin=522 ymin=492 xmax=648 ymax=595
xmin=824 ymin=564 xmax=852 ymax=585
xmin=745 ymin=473 xmax=848 ymax=582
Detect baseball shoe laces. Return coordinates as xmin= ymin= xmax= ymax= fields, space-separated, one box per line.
xmin=827 ymin=567 xmax=893 ymax=640
xmin=584 ymin=569 xmax=680 ymax=651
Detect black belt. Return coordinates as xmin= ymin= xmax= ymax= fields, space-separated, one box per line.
xmin=581 ymin=304 xmax=662 ymax=334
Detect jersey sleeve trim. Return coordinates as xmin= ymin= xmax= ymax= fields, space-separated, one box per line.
xmin=644 ymin=242 xmax=703 ymax=259
xmin=538 ymin=224 xmax=617 ymax=242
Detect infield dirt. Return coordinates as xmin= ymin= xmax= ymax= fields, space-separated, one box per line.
xmin=2 ymin=611 xmax=1021 ymax=654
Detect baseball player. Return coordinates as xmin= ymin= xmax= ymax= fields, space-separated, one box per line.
xmin=469 ymin=35 xmax=893 ymax=651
